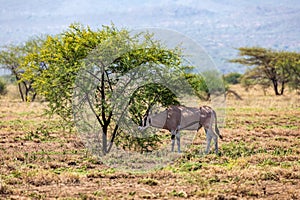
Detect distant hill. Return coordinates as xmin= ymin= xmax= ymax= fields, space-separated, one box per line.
xmin=0 ymin=0 xmax=299 ymax=74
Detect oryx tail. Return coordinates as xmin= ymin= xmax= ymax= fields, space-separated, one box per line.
xmin=212 ymin=110 xmax=223 ymax=139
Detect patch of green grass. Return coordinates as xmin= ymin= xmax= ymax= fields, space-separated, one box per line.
xmin=100 ymin=168 xmax=116 ymax=175
xmin=275 ymin=137 xmax=289 ymax=142
xmin=10 ymin=170 xmax=22 ymax=179
xmin=226 ymin=107 xmax=236 ymax=112
xmin=18 ymin=111 xmax=36 ymax=117
xmin=128 ymin=191 xmax=136 ymax=196
xmin=223 ymin=141 xmax=282 ymax=158
xmin=280 ymin=161 xmax=295 ymax=168
xmin=21 ymin=124 xmax=65 ymax=143
xmin=138 ymin=178 xmax=159 ymax=186
xmin=0 ymin=119 xmax=30 ymax=131
xmin=272 ymin=147 xmax=293 ymax=156
xmin=52 ymin=167 xmax=68 ymax=175
xmin=221 ymin=141 xmax=257 ymax=159
xmin=258 ymin=158 xmax=279 ymax=167
xmin=208 ymin=175 xmax=221 ymax=184
xmin=169 ymin=189 xmax=187 ymax=198
xmin=93 ymin=190 xmax=106 ymax=197
xmin=177 ymin=162 xmax=202 ymax=172
xmin=280 ymin=125 xmax=299 ymax=130
xmin=34 ymin=150 xmax=60 ymax=155
xmin=83 ymin=157 xmax=102 ymax=165
xmin=260 ymin=171 xmax=279 ymax=181
xmin=28 ymin=192 xmax=45 ymax=200
xmin=52 ymin=165 xmax=90 ymax=176
xmin=32 ymin=149 xmax=85 ymax=156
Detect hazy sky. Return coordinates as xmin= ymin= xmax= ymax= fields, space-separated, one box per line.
xmin=1 ymin=0 xmax=299 ymax=44
xmin=1 ymin=0 xmax=299 ymax=73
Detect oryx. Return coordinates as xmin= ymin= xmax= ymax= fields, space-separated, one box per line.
xmin=138 ymin=105 xmax=223 ymax=154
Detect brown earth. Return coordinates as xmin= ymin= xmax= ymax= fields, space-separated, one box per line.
xmin=0 ymin=85 xmax=299 ymax=199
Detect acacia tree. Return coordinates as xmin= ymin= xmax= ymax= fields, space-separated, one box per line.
xmin=231 ymin=47 xmax=300 ymax=95
xmin=21 ymin=24 xmax=206 ymax=154
xmin=276 ymin=51 xmax=300 ymax=92
xmin=80 ymin=33 xmax=186 ymax=154
xmin=0 ymin=38 xmax=44 ymax=101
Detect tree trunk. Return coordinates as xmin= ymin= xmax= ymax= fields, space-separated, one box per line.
xmin=102 ymin=126 xmax=108 ymax=155
xmin=107 ymin=125 xmax=119 ymax=153
xmin=24 ymin=83 xmax=30 ymax=102
xmin=279 ymin=82 xmax=285 ymax=95
xmin=272 ymin=79 xmax=281 ymax=95
xmin=31 ymin=92 xmax=37 ymax=102
xmin=17 ymin=83 xmax=25 ymax=101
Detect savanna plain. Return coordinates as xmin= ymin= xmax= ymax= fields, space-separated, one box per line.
xmin=0 ymin=85 xmax=299 ymax=199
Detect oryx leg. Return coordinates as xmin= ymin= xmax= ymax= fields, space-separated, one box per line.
xmin=212 ymin=131 xmax=218 ymax=154
xmin=205 ymin=128 xmax=213 ymax=154
xmin=176 ymin=130 xmax=181 ymax=153
xmin=171 ymin=130 xmax=176 ymax=152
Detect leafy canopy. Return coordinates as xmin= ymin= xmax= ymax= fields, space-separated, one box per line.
xmin=230 ymin=47 xmax=300 ymax=95
xmin=0 ymin=37 xmax=44 ymax=101
xmin=20 ymin=23 xmax=209 ymax=153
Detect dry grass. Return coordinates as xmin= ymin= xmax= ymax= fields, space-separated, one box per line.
xmin=226 ymin=84 xmax=300 ymax=108
xmin=0 ymin=84 xmax=299 ymax=199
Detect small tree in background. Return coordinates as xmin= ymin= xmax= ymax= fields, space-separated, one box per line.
xmin=0 ymin=37 xmax=44 ymax=101
xmin=276 ymin=51 xmax=300 ymax=93
xmin=230 ymin=47 xmax=300 ymax=95
xmin=240 ymin=67 xmax=271 ymax=95
xmin=185 ymin=72 xmax=209 ymax=100
xmin=0 ymin=78 xmax=7 ymax=95
xmin=223 ymin=72 xmax=242 ymax=85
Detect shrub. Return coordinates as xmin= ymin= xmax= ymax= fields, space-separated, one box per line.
xmin=223 ymin=72 xmax=242 ymax=85
xmin=0 ymin=78 xmax=7 ymax=95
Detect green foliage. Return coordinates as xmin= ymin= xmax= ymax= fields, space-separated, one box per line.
xmin=18 ymin=23 xmax=210 ymax=154
xmin=169 ymin=189 xmax=187 ymax=198
xmin=115 ymin=132 xmax=164 ymax=153
xmin=0 ymin=74 xmax=16 ymax=84
xmin=201 ymin=70 xmax=226 ymax=98
xmin=21 ymin=23 xmax=186 ymax=119
xmin=277 ymin=51 xmax=300 ymax=92
xmin=0 ymin=37 xmax=45 ymax=101
xmin=178 ymin=161 xmax=202 ymax=172
xmin=185 ymin=72 xmax=209 ymax=100
xmin=21 ymin=24 xmax=109 ymax=119
xmin=223 ymin=72 xmax=242 ymax=85
xmin=231 ymin=47 xmax=300 ymax=95
xmin=184 ymin=69 xmax=225 ymax=100
xmin=240 ymin=68 xmax=271 ymax=92
xmin=221 ymin=141 xmax=257 ymax=159
xmin=138 ymin=178 xmax=159 ymax=186
xmin=0 ymin=78 xmax=7 ymax=95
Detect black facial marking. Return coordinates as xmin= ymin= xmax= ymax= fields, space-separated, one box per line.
xmin=142 ymin=114 xmax=148 ymax=127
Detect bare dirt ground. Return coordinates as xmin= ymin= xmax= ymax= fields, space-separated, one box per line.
xmin=0 ymin=85 xmax=299 ymax=199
